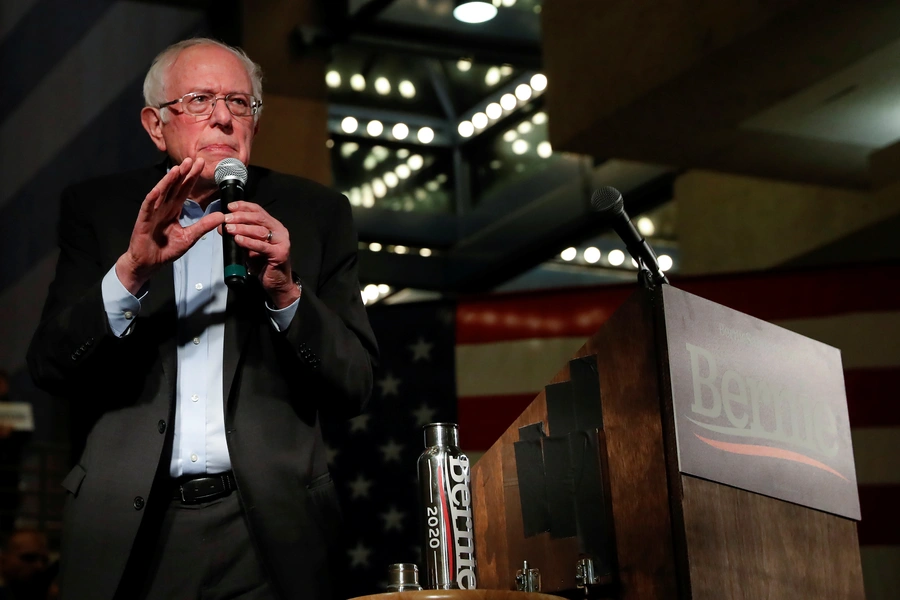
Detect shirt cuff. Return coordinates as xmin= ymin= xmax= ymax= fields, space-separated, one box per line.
xmin=101 ymin=265 xmax=146 ymax=338
xmin=267 ymin=296 xmax=300 ymax=332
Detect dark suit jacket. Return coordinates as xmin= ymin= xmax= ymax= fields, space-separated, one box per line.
xmin=26 ymin=163 xmax=378 ymax=600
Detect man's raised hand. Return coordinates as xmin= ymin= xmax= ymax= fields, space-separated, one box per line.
xmin=115 ymin=157 xmax=225 ymax=295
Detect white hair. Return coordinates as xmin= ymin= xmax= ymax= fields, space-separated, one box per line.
xmin=143 ymin=37 xmax=264 ymax=122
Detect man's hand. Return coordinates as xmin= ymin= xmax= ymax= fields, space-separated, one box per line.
xmin=115 ymin=157 xmax=225 ymax=295
xmin=223 ymin=201 xmax=299 ymax=309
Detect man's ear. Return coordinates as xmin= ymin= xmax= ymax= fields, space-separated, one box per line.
xmin=141 ymin=107 xmax=167 ymax=153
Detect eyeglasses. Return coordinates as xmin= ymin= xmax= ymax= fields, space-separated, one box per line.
xmin=158 ymin=92 xmax=262 ymax=117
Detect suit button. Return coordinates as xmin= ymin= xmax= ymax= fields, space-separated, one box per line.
xmin=157 ymin=420 xmax=166 ymax=434
xmin=133 ymin=496 xmax=145 ymax=510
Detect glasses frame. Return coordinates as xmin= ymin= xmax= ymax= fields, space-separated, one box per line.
xmin=158 ymin=91 xmax=263 ymax=117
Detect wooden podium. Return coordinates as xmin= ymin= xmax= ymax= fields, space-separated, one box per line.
xmin=470 ymin=285 xmax=865 ymax=599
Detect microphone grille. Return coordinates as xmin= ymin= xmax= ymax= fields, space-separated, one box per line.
xmin=590 ymin=186 xmax=624 ymax=216
xmin=214 ymin=158 xmax=248 ymax=186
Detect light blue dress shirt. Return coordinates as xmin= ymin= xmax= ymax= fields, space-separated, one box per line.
xmin=101 ymin=198 xmax=299 ymax=477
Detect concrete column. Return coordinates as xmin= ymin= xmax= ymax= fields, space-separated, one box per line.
xmin=241 ymin=0 xmax=331 ymax=184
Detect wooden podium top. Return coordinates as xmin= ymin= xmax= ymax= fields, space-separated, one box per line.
xmin=349 ymin=591 xmax=562 ymax=600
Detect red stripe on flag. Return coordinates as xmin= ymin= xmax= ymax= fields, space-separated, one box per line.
xmin=857 ymin=484 xmax=900 ymax=545
xmin=457 ymin=266 xmax=900 ymax=344
xmin=845 ymin=368 xmax=900 ymax=428
xmin=458 ymin=394 xmax=536 ymax=450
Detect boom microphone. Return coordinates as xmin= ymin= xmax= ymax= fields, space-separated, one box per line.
xmin=214 ymin=158 xmax=249 ymax=288
xmin=591 ymin=186 xmax=669 ymax=285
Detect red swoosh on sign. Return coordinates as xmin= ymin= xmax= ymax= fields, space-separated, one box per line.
xmin=694 ymin=433 xmax=849 ymax=481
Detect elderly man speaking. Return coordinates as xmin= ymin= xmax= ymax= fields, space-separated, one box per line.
xmin=27 ymin=38 xmax=378 ymax=600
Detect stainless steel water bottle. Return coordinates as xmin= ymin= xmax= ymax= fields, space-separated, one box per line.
xmin=417 ymin=423 xmax=477 ymax=590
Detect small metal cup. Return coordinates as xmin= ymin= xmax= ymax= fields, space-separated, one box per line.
xmin=387 ymin=563 xmax=423 ymax=592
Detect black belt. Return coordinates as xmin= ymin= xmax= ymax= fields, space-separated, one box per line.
xmin=172 ymin=471 xmax=236 ymax=504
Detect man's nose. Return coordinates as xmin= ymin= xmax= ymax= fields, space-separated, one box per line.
xmin=209 ymin=97 xmax=233 ymax=126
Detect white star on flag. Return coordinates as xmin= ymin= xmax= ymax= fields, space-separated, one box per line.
xmin=348 ymin=541 xmax=372 ymax=568
xmin=381 ymin=506 xmax=405 ymax=532
xmin=348 ymin=474 xmax=373 ymax=499
xmin=349 ymin=413 xmax=370 ymax=433
xmin=377 ymin=372 xmax=401 ymax=397
xmin=380 ymin=439 xmax=404 ymax=463
xmin=412 ymin=403 xmax=437 ymax=427
xmin=409 ymin=336 xmax=433 ymax=362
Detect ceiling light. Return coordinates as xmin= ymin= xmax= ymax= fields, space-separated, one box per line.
xmin=392 ymin=123 xmax=409 ymax=140
xmin=457 ymin=59 xmax=472 ymax=72
xmin=560 ymin=247 xmax=577 ymax=261
xmin=537 ymin=141 xmax=552 ymax=158
xmin=368 ymin=242 xmax=382 ymax=252
xmin=472 ymin=112 xmax=488 ymax=129
xmin=584 ymin=247 xmax=601 ymax=264
xmin=532 ymin=111 xmax=547 ymax=125
xmin=341 ymin=116 xmax=358 ymax=134
xmin=374 ymin=77 xmax=391 ymax=95
xmin=361 ymin=185 xmax=375 ymax=208
xmin=511 ymin=139 xmax=528 ymax=155
xmin=348 ymin=188 xmax=361 ymax=206
xmin=501 ymin=0 xmax=516 ymax=6
xmin=500 ymin=93 xmax=517 ymax=111
xmin=366 ymin=120 xmax=384 ymax=136
xmin=658 ymin=255 xmax=673 ymax=271
xmin=517 ymin=121 xmax=532 ymax=134
xmin=372 ymin=146 xmax=389 ymax=160
xmin=420 ymin=248 xmax=432 ymax=257
xmin=396 ymin=164 xmax=411 ymax=179
xmin=350 ymin=74 xmax=366 ymax=91
xmin=372 ymin=178 xmax=387 ymax=198
xmin=515 ymin=83 xmax=532 ymax=101
xmin=340 ymin=142 xmax=359 ymax=157
xmin=458 ymin=120 xmax=475 ymax=137
xmin=364 ymin=284 xmax=380 ymax=301
xmin=377 ymin=284 xmax=390 ymax=294
xmin=408 ymin=154 xmax=424 ymax=170
xmin=384 ymin=172 xmax=399 ymax=188
xmin=503 ymin=129 xmax=517 ymax=142
xmin=363 ymin=154 xmax=377 ymax=170
xmin=607 ymin=249 xmax=625 ymax=266
xmin=426 ymin=180 xmax=440 ymax=192
xmin=486 ymin=102 xmax=502 ymax=120
xmin=398 ymin=80 xmax=416 ymax=98
xmin=417 ymin=127 xmax=435 ymax=144
xmin=397 ymin=148 xmax=410 ymax=159
xmin=326 ymin=139 xmax=334 ymax=148
xmin=631 ymin=258 xmax=639 ymax=268
xmin=394 ymin=245 xmax=408 ymax=254
xmin=415 ymin=188 xmax=427 ymax=200
xmin=637 ymin=217 xmax=655 ymax=237
xmin=453 ymin=1 xmax=498 ymax=24
xmin=530 ymin=73 xmax=547 ymax=92
xmin=325 ymin=70 xmax=341 ymax=88
xmin=485 ymin=66 xmax=501 ymax=86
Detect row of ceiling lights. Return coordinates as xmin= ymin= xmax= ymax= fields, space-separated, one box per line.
xmin=326 ymin=72 xmax=417 ymax=98
xmin=458 ymin=73 xmax=547 ymax=138
xmin=340 ymin=116 xmax=436 ymax=144
xmin=559 ymin=246 xmax=674 ymax=271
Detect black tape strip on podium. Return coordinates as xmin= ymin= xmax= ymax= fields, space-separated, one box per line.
xmin=514 ymin=423 xmax=550 ymax=536
xmin=546 ymin=381 xmax=577 ymax=437
xmin=569 ymin=356 xmax=603 ymax=431
xmin=569 ymin=429 xmax=614 ymax=569
xmin=542 ymin=435 xmax=578 ymax=538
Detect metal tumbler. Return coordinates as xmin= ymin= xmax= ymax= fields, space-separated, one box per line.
xmin=417 ymin=423 xmax=477 ymax=590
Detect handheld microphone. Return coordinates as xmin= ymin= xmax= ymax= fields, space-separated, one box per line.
xmin=214 ymin=158 xmax=249 ymax=288
xmin=591 ymin=186 xmax=669 ymax=286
